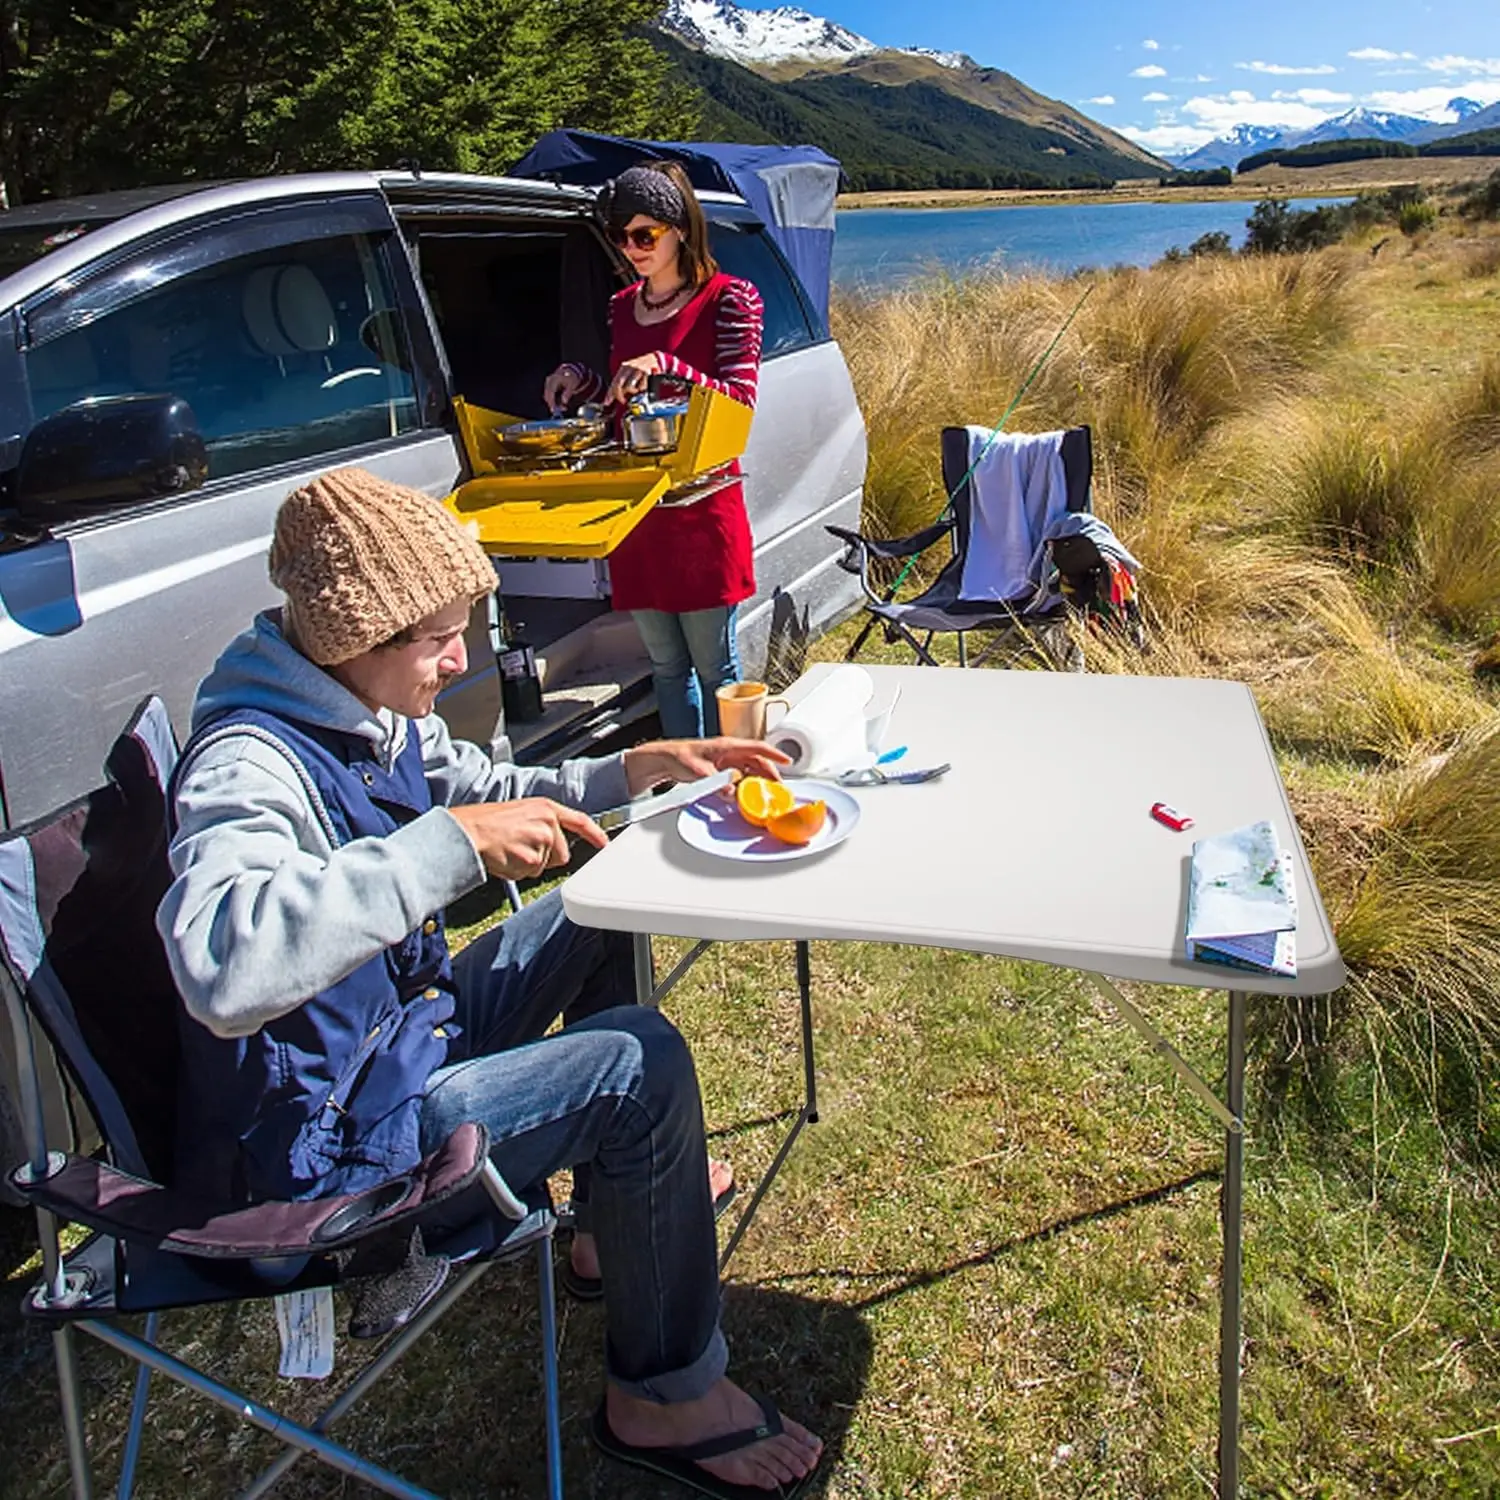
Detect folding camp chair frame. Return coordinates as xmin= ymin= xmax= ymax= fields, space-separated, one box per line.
xmin=1 ymin=699 xmax=565 ymax=1500
xmin=833 ymin=425 xmax=1093 ymax=672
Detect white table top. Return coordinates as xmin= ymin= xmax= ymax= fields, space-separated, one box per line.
xmin=562 ymin=664 xmax=1345 ymax=996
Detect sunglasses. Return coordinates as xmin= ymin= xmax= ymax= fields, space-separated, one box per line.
xmin=607 ymin=223 xmax=673 ymax=252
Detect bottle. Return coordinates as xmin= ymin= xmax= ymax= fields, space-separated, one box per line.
xmin=496 ymin=602 xmax=544 ymax=723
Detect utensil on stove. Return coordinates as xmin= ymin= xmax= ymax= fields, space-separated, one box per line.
xmin=623 ymin=376 xmax=689 ymax=454
xmin=497 ymin=404 xmax=610 ymax=457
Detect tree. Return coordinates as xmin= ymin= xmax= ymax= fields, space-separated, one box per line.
xmin=0 ymin=1 xmax=697 ymax=205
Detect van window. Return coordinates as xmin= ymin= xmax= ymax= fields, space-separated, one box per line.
xmin=707 ymin=224 xmax=818 ymax=357
xmin=22 ymin=233 xmax=420 ymax=483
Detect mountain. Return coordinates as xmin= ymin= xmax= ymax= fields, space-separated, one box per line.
xmin=661 ymin=0 xmax=876 ymax=67
xmin=1293 ymin=107 xmax=1430 ymax=146
xmin=1175 ymin=97 xmax=1500 ymax=168
xmin=1174 ymin=126 xmax=1287 ymax=172
xmin=658 ymin=0 xmax=1164 ymax=178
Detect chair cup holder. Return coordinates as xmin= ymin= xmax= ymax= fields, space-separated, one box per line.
xmin=312 ymin=1177 xmax=414 ymax=1243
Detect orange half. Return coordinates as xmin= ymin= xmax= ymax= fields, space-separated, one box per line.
xmin=736 ymin=775 xmax=796 ymax=828
xmin=766 ymin=800 xmax=828 ymax=846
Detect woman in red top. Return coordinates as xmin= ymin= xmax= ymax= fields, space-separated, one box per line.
xmin=544 ymin=162 xmax=764 ymax=738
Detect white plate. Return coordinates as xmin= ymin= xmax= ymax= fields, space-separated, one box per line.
xmin=676 ymin=780 xmax=860 ymax=863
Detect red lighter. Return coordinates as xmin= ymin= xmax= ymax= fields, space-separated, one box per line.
xmin=1151 ymin=802 xmax=1194 ymax=831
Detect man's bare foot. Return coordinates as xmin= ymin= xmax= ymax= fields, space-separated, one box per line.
xmin=606 ymin=1377 xmax=823 ymax=1491
xmin=571 ymin=1157 xmax=735 ymax=1280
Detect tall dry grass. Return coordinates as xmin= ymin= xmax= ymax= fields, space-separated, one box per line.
xmin=834 ymin=233 xmax=1500 ymax=1139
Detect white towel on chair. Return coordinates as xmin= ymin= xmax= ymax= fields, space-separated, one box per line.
xmin=957 ymin=428 xmax=1070 ymax=604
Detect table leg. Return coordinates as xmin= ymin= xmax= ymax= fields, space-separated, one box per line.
xmin=719 ymin=939 xmax=820 ymax=1271
xmin=1219 ymin=989 xmax=1247 ymax=1498
xmin=633 ymin=934 xmax=655 ymax=1007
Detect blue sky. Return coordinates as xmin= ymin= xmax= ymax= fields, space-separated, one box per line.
xmin=813 ymin=1 xmax=1500 ymax=153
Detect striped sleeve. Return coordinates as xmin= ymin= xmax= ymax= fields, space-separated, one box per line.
xmin=558 ymin=361 xmax=606 ymax=403
xmin=657 ymin=278 xmax=764 ymax=409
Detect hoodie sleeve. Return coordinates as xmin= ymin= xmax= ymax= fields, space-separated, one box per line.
xmin=417 ymin=715 xmax=630 ymax=813
xmin=157 ymin=736 xmax=486 ymax=1039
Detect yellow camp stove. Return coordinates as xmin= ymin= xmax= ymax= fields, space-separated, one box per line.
xmin=444 ymin=383 xmax=753 ymax=560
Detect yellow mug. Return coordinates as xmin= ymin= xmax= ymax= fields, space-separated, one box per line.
xmin=715 ymin=681 xmax=789 ymax=741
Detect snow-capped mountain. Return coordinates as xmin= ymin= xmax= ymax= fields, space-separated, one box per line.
xmin=1293 ymin=106 xmax=1429 ymax=146
xmin=661 ymin=0 xmax=876 ymax=67
xmin=660 ymin=0 xmax=966 ymax=72
xmin=1173 ymin=97 xmax=1496 ymax=168
xmin=1174 ymin=125 xmax=1286 ymax=172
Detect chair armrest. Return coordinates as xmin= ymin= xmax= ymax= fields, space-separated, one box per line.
xmin=826 ymin=519 xmax=954 ymax=562
xmin=9 ymin=1121 xmax=492 ymax=1260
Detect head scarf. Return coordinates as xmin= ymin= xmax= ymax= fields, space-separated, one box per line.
xmin=597 ymin=165 xmax=688 ymax=230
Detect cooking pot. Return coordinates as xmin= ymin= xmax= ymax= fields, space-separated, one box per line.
xmin=623 ymin=391 xmax=689 ymax=455
xmin=497 ymin=405 xmax=609 ymax=457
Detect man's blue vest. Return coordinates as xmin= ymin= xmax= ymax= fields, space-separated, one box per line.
xmin=173 ymin=709 xmax=458 ymax=1203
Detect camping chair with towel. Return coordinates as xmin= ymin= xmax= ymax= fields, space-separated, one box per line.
xmin=831 ymin=424 xmax=1142 ymax=670
xmin=0 ymin=698 xmax=563 ymax=1500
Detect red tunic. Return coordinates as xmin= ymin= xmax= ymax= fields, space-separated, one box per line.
xmin=605 ymin=273 xmax=761 ymax=615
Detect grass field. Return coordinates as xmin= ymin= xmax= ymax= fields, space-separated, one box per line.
xmin=3 ymin=206 xmax=1500 ymax=1497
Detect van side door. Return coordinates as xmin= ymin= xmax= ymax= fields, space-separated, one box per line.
xmin=0 ymin=194 xmax=487 ymax=826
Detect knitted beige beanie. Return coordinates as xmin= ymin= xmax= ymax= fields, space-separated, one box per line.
xmin=269 ymin=468 xmax=495 ymax=665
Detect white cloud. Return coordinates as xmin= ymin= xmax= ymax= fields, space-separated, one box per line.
xmin=1271 ymin=88 xmax=1353 ymax=105
xmin=1085 ymin=94 xmax=1116 ymax=106
xmin=1423 ymin=55 xmax=1500 ymax=77
xmin=1349 ymin=47 xmax=1416 ymax=62
xmin=1142 ymin=39 xmax=1160 ymax=51
xmin=1142 ymin=91 xmax=1171 ymax=102
xmin=1236 ymin=60 xmax=1339 ymax=77
xmin=1131 ymin=64 xmax=1167 ymax=78
xmin=1365 ymin=81 xmax=1500 ymax=118
xmin=1118 ymin=122 xmax=1218 ymax=154
xmin=1191 ymin=74 xmax=1214 ymax=83
xmin=1180 ymin=92 xmax=1331 ymax=132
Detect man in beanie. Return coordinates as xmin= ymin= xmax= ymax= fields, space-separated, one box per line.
xmin=158 ymin=467 xmax=821 ymax=1493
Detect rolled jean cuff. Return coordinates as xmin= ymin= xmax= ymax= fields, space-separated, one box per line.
xmin=607 ymin=1325 xmax=729 ymax=1405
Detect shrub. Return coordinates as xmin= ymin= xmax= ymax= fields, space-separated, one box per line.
xmin=1188 ymin=230 xmax=1233 ymax=257
xmin=1460 ymin=169 xmax=1500 ymax=220
xmin=1398 ymin=199 xmax=1438 ymax=235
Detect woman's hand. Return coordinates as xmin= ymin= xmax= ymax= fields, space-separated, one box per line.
xmin=543 ymin=365 xmax=584 ymax=414
xmin=607 ymin=352 xmax=663 ymax=406
xmin=623 ymin=737 xmax=791 ymax=797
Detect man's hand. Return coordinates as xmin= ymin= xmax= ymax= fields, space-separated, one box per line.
xmin=448 ymin=798 xmax=606 ymax=880
xmin=623 ymin=738 xmax=791 ymax=798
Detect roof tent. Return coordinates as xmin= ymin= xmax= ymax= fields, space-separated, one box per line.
xmin=511 ymin=130 xmax=840 ymax=330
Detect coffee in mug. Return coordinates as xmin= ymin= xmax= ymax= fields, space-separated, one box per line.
xmin=715 ymin=681 xmax=789 ymax=740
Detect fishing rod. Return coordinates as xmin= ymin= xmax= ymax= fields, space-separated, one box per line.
xmin=843 ymin=277 xmax=1097 ymax=659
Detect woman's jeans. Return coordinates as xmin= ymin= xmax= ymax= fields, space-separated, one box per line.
xmin=632 ymin=605 xmax=741 ymax=738
xmin=419 ymin=889 xmax=726 ymax=1403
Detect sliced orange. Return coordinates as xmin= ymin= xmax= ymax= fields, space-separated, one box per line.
xmin=766 ymin=799 xmax=828 ymax=846
xmin=736 ymin=775 xmax=796 ymax=827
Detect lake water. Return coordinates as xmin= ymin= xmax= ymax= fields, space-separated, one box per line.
xmin=831 ymin=198 xmax=1353 ymax=287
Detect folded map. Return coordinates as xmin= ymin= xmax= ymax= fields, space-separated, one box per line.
xmin=1185 ymin=819 xmax=1298 ymax=977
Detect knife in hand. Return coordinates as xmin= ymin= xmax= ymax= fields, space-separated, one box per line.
xmin=594 ymin=769 xmax=738 ymax=834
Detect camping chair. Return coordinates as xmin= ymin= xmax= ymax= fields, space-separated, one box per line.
xmin=0 ymin=698 xmax=563 ymax=1500
xmin=831 ymin=425 xmax=1103 ymax=670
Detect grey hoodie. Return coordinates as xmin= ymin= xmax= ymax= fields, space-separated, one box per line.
xmin=157 ymin=611 xmax=629 ymax=1041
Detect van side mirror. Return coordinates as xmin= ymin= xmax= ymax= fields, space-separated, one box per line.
xmin=16 ymin=394 xmax=209 ymax=521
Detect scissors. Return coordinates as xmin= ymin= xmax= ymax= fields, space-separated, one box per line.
xmin=835 ymin=762 xmax=951 ymax=787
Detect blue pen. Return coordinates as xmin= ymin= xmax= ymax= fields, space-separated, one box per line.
xmin=876 ymin=745 xmax=908 ymax=765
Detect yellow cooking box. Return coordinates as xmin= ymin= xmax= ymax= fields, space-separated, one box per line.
xmin=444 ymin=385 xmax=753 ymax=559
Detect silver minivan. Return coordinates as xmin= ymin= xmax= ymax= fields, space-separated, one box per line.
xmin=0 ymin=168 xmax=867 ymax=1177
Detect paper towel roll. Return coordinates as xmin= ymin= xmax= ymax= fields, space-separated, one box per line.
xmin=769 ymin=665 xmax=874 ymax=774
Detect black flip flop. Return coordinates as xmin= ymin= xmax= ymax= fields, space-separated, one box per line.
xmin=590 ymin=1395 xmax=812 ymax=1500
xmin=561 ymin=1180 xmax=739 ymax=1303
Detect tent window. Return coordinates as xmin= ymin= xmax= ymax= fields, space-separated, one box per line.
xmin=707 ymin=224 xmax=816 ymax=359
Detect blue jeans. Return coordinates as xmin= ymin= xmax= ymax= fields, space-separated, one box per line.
xmin=632 ymin=606 xmax=741 ymax=738
xmin=419 ymin=890 xmax=726 ymax=1403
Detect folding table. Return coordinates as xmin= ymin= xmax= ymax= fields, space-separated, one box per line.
xmin=561 ymin=662 xmax=1345 ymax=1496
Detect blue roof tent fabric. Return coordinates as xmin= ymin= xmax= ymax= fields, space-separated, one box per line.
xmin=510 ymin=130 xmax=840 ymax=331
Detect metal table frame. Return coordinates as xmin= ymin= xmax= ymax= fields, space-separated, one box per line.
xmin=631 ymin=930 xmax=1250 ymax=1496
